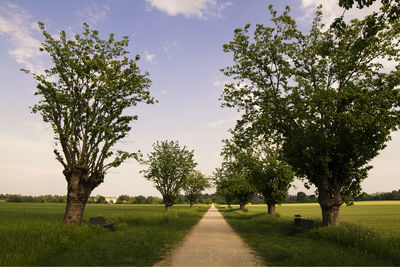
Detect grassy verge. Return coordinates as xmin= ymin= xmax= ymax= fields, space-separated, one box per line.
xmin=0 ymin=203 xmax=209 ymax=266
xmin=217 ymin=203 xmax=400 ymax=266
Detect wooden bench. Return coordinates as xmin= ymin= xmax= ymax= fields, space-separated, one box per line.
xmin=89 ymin=216 xmax=115 ymax=230
xmin=291 ymin=215 xmax=314 ymax=232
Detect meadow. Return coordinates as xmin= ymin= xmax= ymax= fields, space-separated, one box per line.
xmin=0 ymin=202 xmax=210 ymax=266
xmin=218 ymin=201 xmax=400 ymax=266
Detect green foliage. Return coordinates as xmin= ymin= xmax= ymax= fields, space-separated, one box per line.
xmin=116 ymin=194 xmax=131 ymax=204
xmin=223 ymin=138 xmax=294 ymax=206
xmin=23 ymin=22 xmax=155 ymax=186
xmin=214 ymin=165 xmax=256 ymax=208
xmin=140 ymin=140 xmax=197 ymax=207
xmin=95 ymin=195 xmax=107 ymax=204
xmin=221 ymin=5 xmax=400 ymax=224
xmin=0 ymin=203 xmax=209 ymax=266
xmin=183 ymin=170 xmax=211 ymax=204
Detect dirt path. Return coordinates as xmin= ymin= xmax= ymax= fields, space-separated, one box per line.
xmin=155 ymin=204 xmax=263 ymax=266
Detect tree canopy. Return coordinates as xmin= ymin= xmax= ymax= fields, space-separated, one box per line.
xmin=221 ymin=5 xmax=400 ymax=225
xmin=183 ymin=170 xmax=211 ymax=208
xmin=140 ymin=140 xmax=196 ymax=210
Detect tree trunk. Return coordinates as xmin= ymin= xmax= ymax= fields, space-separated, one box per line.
xmin=267 ymin=203 xmax=276 ymax=215
xmin=228 ymin=203 xmax=232 ymax=208
xmin=240 ymin=203 xmax=246 ymax=209
xmin=318 ymin=177 xmax=343 ymax=226
xmin=63 ymin=170 xmax=93 ymax=224
xmin=163 ymin=195 xmax=174 ymax=211
xmin=190 ymin=201 xmax=194 ymax=208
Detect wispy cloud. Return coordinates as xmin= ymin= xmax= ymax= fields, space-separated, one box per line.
xmin=144 ymin=51 xmax=156 ymax=63
xmin=206 ymin=115 xmax=239 ymax=128
xmin=76 ymin=3 xmax=110 ymax=24
xmin=163 ymin=41 xmax=183 ymax=58
xmin=145 ymin=0 xmax=232 ymax=20
xmin=0 ymin=2 xmax=44 ymax=72
xmin=213 ymin=79 xmax=229 ymax=88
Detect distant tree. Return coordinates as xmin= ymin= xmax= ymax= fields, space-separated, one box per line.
xmin=296 ymin=192 xmax=308 ymax=203
xmin=214 ymin=167 xmax=236 ymax=208
xmin=140 ymin=140 xmax=196 ymax=211
xmin=221 ymin=6 xmax=400 ymax=225
xmin=6 ymin=195 xmax=22 ymax=203
xmin=183 ymin=170 xmax=211 ymax=208
xmin=134 ymin=195 xmax=146 ymax=204
xmin=214 ymin=164 xmax=256 ymax=209
xmin=95 ymin=196 xmax=107 ymax=204
xmin=222 ymin=138 xmax=294 ymax=215
xmin=22 ymin=22 xmax=155 ymax=224
xmin=116 ymin=194 xmax=131 ymax=204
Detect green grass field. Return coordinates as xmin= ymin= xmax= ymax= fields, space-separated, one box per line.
xmin=0 ymin=203 xmax=210 ymax=266
xmin=218 ymin=201 xmax=400 ymax=266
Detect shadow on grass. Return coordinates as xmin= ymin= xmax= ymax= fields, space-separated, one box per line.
xmin=218 ymin=208 xmax=399 ymax=266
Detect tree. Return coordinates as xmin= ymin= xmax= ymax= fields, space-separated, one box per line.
xmin=140 ymin=140 xmax=196 ymax=211
xmin=95 ymin=196 xmax=107 ymax=204
xmin=183 ymin=170 xmax=211 ymax=208
xmin=296 ymin=192 xmax=307 ymax=202
xmin=248 ymin=155 xmax=294 ymax=215
xmin=116 ymin=194 xmax=131 ymax=204
xmin=214 ymin=164 xmax=256 ymax=209
xmin=221 ymin=138 xmax=294 ymax=215
xmin=221 ymin=6 xmax=400 ymax=225
xmin=22 ymin=22 xmax=154 ymax=224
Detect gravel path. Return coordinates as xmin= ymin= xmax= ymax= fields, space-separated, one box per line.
xmin=155 ymin=204 xmax=263 ymax=266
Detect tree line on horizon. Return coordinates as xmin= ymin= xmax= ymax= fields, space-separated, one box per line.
xmin=3 ymin=189 xmax=400 ymax=204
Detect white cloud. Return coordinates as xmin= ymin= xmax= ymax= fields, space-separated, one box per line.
xmin=0 ymin=2 xmax=44 ymax=72
xmin=298 ymin=0 xmax=381 ymax=26
xmin=213 ymin=79 xmax=229 ymax=88
xmin=206 ymin=115 xmax=239 ymax=128
xmin=76 ymin=3 xmax=110 ymax=24
xmin=145 ymin=0 xmax=232 ymax=19
xmin=163 ymin=41 xmax=183 ymax=58
xmin=144 ymin=51 xmax=156 ymax=63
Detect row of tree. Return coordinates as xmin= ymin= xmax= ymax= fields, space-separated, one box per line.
xmin=0 ymin=193 xmax=214 ymax=205
xmin=214 ymin=2 xmax=400 ymax=226
xmin=23 ymin=1 xmax=399 ymax=225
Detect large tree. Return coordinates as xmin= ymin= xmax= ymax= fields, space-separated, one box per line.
xmin=140 ymin=140 xmax=196 ymax=211
xmin=23 ymin=23 xmax=154 ymax=224
xmin=183 ymin=170 xmax=211 ymax=208
xmin=221 ymin=6 xmax=400 ymax=225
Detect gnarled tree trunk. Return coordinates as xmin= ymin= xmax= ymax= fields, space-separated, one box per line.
xmin=190 ymin=201 xmax=194 ymax=208
xmin=63 ymin=168 xmax=95 ymax=224
xmin=239 ymin=203 xmax=246 ymax=209
xmin=318 ymin=177 xmax=343 ymax=226
xmin=267 ymin=203 xmax=276 ymax=215
xmin=228 ymin=203 xmax=232 ymax=208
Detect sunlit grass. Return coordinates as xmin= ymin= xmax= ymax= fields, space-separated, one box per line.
xmin=0 ymin=203 xmax=210 ymax=266
xmin=218 ymin=201 xmax=400 ymax=266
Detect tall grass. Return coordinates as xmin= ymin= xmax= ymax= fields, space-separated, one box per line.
xmin=0 ymin=203 xmax=209 ymax=266
xmin=306 ymin=223 xmax=400 ymax=265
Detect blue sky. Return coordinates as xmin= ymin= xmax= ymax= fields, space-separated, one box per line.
xmin=0 ymin=0 xmax=398 ymax=197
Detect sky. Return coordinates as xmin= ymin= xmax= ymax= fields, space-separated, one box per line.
xmin=0 ymin=0 xmax=398 ymax=197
